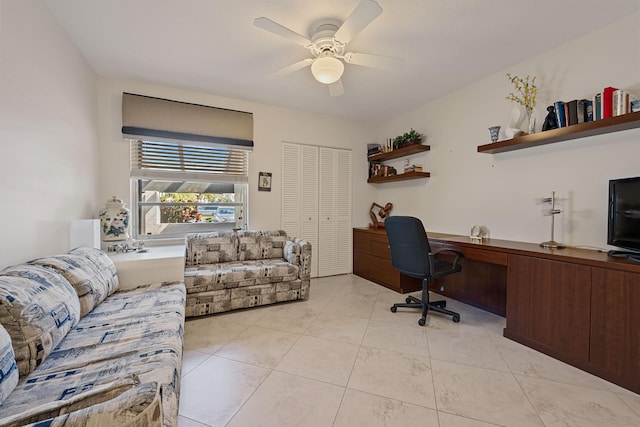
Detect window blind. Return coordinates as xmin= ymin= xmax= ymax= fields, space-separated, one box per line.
xmin=122 ymin=92 xmax=253 ymax=149
xmin=130 ymin=140 xmax=249 ymax=184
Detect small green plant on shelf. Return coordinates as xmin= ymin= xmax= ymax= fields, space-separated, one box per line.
xmin=393 ymin=128 xmax=424 ymax=149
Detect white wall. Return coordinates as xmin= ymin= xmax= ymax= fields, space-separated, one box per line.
xmin=0 ymin=1 xmax=99 ymax=269
xmin=373 ymin=13 xmax=640 ymax=249
xmin=96 ymin=79 xmax=377 ymax=234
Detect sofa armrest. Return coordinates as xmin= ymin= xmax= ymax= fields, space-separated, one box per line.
xmin=284 ymin=238 xmax=312 ymax=280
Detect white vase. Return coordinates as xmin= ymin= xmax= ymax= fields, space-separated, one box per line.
xmin=99 ymin=196 xmax=130 ymax=241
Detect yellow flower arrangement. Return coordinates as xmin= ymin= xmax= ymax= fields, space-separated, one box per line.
xmin=506 ymin=73 xmax=537 ymax=116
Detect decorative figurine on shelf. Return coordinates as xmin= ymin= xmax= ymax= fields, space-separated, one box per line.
xmin=369 ymin=202 xmax=393 ymax=229
xmin=542 ymin=105 xmax=559 ymax=131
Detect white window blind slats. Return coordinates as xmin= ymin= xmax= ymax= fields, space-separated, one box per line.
xmin=130 ymin=140 xmax=248 ymax=183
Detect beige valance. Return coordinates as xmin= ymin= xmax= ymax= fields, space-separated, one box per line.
xmin=122 ymin=93 xmax=253 ymax=149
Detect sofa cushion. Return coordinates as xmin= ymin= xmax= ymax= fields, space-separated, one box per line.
xmin=258 ymin=230 xmax=289 ymax=259
xmin=237 ymin=230 xmax=288 ymax=261
xmin=237 ymin=230 xmax=262 ymax=260
xmin=0 ymin=264 xmax=81 ymax=376
xmin=184 ymin=259 xmax=299 ymax=294
xmin=31 ymin=247 xmax=119 ymax=318
xmin=185 ymin=231 xmax=237 ymax=266
xmin=0 ymin=324 xmax=18 ymax=404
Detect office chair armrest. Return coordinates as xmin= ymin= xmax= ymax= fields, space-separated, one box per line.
xmin=427 ymin=248 xmax=464 ymax=278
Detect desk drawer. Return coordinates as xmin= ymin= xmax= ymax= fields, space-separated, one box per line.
xmin=371 ymin=239 xmax=391 ymax=260
xmin=462 ymin=247 xmax=507 ymax=265
xmin=434 ymin=242 xmax=506 ymax=266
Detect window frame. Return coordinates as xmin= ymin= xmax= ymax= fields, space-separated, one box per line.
xmin=129 ymin=139 xmax=249 ymax=241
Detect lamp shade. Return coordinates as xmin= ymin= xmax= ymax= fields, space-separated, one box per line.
xmin=311 ymin=56 xmax=344 ymax=84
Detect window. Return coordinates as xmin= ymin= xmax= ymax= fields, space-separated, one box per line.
xmin=130 ymin=140 xmax=248 ymax=240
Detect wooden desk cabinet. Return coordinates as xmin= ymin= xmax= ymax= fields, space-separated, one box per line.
xmin=353 ymin=228 xmax=421 ymax=293
xmin=505 ymin=255 xmax=592 ymax=364
xmin=589 ymin=268 xmax=640 ymax=392
xmin=353 ymin=226 xmax=640 ymax=394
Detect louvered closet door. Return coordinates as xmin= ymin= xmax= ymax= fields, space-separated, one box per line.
xmin=282 ymin=143 xmax=319 ymax=277
xmin=334 ymin=148 xmax=352 ymax=275
xmin=318 ymin=147 xmax=352 ymax=276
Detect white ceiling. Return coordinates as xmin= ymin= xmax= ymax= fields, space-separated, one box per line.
xmin=44 ymin=0 xmax=639 ymax=122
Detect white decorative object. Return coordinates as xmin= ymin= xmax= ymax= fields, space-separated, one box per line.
xmin=99 ymin=196 xmax=130 ymax=242
xmin=69 ymin=219 xmax=100 ymax=250
xmin=470 ymin=225 xmax=489 ymax=242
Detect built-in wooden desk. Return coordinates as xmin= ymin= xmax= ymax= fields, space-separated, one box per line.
xmin=353 ymin=227 xmax=640 ymax=394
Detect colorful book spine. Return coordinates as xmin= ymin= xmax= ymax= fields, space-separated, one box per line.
xmin=554 ymin=101 xmax=566 ymax=127
xmin=602 ymin=86 xmax=618 ymax=119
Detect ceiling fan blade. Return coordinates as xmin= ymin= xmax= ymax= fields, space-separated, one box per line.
xmin=254 ymin=17 xmax=312 ymax=47
xmin=266 ymin=58 xmax=314 ymax=80
xmin=328 ymin=79 xmax=344 ymax=97
xmin=343 ymin=52 xmax=403 ymax=70
xmin=333 ymin=0 xmax=383 ymax=45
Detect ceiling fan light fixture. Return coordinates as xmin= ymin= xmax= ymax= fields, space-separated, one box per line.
xmin=311 ymin=56 xmax=344 ymax=84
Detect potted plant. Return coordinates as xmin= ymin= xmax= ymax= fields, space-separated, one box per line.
xmin=393 ymin=128 xmax=424 ymax=149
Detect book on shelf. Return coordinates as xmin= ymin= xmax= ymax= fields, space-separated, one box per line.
xmin=577 ymin=99 xmax=591 ymax=124
xmin=584 ymin=100 xmax=593 ymax=122
xmin=367 ymin=143 xmax=381 ymax=157
xmin=566 ymin=99 xmax=579 ymax=126
xmin=613 ymin=89 xmax=636 ymax=116
xmin=554 ymin=101 xmax=567 ymax=127
xmin=602 ymin=86 xmax=618 ymax=119
xmin=593 ymin=93 xmax=602 ymax=120
xmin=631 ymin=96 xmax=640 ymax=113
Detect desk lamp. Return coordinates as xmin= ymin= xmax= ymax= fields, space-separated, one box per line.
xmin=540 ymin=191 xmax=565 ymax=249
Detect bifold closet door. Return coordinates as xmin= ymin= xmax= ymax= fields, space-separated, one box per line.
xmin=318 ymin=147 xmax=352 ymax=276
xmin=282 ymin=143 xmax=319 ymax=277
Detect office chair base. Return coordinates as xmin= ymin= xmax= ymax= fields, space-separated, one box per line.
xmin=390 ymin=296 xmax=461 ymax=325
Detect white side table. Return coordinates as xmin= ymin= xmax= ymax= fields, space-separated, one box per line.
xmin=108 ymin=245 xmax=185 ymax=290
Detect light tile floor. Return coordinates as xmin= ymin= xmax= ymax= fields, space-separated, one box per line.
xmin=178 ymin=274 xmax=640 ymax=427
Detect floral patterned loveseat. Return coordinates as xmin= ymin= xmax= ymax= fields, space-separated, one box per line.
xmin=183 ymin=230 xmax=311 ymax=317
xmin=0 ymin=247 xmax=185 ymax=427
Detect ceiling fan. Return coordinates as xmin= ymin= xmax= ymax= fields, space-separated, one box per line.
xmin=254 ymin=0 xmax=403 ymax=96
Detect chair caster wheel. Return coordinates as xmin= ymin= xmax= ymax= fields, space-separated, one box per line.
xmin=452 ymin=314 xmax=460 ymax=323
xmin=405 ymin=297 xmax=412 ymax=304
xmin=418 ymin=318 xmax=426 ymax=326
xmin=390 ymin=306 xmax=397 ymax=313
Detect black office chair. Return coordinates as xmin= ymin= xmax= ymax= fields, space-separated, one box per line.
xmin=386 ymin=216 xmax=463 ymax=326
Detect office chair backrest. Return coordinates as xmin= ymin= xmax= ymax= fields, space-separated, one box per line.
xmin=385 ymin=216 xmax=431 ymax=279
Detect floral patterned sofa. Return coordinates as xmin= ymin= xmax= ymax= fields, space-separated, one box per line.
xmin=184 ymin=230 xmax=311 ymax=317
xmin=0 ymin=247 xmax=185 ymax=427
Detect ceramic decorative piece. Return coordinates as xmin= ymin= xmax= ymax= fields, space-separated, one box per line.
xmin=488 ymin=126 xmax=501 ymax=142
xmin=99 ymin=196 xmax=130 ymax=241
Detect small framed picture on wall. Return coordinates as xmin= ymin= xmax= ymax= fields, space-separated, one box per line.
xmin=258 ymin=172 xmax=272 ymax=191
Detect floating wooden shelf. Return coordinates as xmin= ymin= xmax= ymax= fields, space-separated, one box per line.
xmin=367 ymin=144 xmax=430 ymax=162
xmin=367 ymin=171 xmax=430 ymax=183
xmin=478 ymin=111 xmax=640 ymax=154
